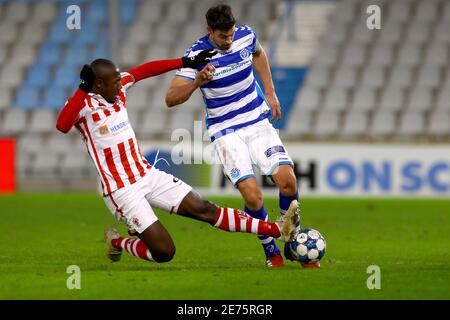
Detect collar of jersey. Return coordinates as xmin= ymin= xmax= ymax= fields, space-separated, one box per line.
xmin=88 ymin=93 xmax=117 ymax=107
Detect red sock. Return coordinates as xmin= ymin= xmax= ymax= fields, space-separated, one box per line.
xmin=213 ymin=208 xmax=281 ymax=238
xmin=111 ymin=237 xmax=154 ymax=261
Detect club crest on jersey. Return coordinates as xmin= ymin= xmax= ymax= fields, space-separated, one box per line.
xmin=132 ymin=216 xmax=141 ymax=228
xmin=240 ymin=48 xmax=251 ymax=60
xmin=99 ymin=124 xmax=110 ymax=136
xmin=230 ymin=167 xmax=241 ymax=179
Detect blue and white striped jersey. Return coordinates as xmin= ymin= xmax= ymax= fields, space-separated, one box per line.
xmin=176 ymin=25 xmax=270 ymax=142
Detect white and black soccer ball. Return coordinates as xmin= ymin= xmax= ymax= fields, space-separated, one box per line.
xmin=287 ymin=228 xmax=326 ymax=264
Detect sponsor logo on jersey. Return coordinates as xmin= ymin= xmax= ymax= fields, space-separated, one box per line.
xmin=99 ymin=124 xmax=110 ymax=136
xmin=210 ymin=60 xmax=220 ymax=68
xmin=214 ymin=60 xmax=251 ymax=77
xmin=109 ymin=120 xmax=129 ymax=134
xmin=265 ymin=145 xmax=286 ymax=158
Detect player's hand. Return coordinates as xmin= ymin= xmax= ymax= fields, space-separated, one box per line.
xmin=79 ymin=64 xmax=96 ymax=93
xmin=182 ymin=49 xmax=217 ymax=69
xmin=266 ymin=92 xmax=282 ymax=120
xmin=194 ymin=64 xmax=215 ymax=87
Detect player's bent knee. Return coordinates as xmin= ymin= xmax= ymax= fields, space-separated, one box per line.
xmin=153 ymin=253 xmax=175 ymax=263
xmin=152 ymin=245 xmax=176 ymax=263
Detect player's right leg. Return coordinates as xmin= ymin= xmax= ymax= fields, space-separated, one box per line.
xmin=103 ymin=179 xmax=176 ymax=263
xmin=142 ymin=167 xmax=291 ymax=239
xmin=213 ymin=132 xmax=283 ymax=266
xmin=236 ymin=177 xmax=284 ymax=267
xmin=175 ymin=190 xmax=298 ymax=242
xmin=104 ymin=221 xmax=175 ymax=263
xmin=271 ymin=164 xmax=301 ymax=233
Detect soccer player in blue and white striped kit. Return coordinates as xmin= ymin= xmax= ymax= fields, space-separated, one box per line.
xmin=166 ymin=4 xmax=312 ymax=267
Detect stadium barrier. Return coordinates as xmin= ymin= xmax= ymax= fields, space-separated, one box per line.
xmin=141 ymin=141 xmax=450 ymax=198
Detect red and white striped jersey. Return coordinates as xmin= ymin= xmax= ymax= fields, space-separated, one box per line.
xmin=73 ymin=72 xmax=152 ymax=195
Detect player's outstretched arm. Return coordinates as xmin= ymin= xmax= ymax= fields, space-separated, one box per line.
xmin=165 ymin=64 xmax=215 ymax=107
xmin=127 ymin=49 xmax=216 ymax=83
xmin=126 ymin=58 xmax=183 ymax=83
xmin=56 ymin=64 xmax=95 ymax=133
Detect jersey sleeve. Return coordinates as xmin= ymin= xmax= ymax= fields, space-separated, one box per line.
xmin=176 ymin=68 xmax=197 ymax=81
xmin=120 ymin=71 xmax=136 ymax=91
xmin=77 ymin=102 xmax=89 ymax=120
xmin=244 ymin=25 xmax=258 ymax=54
xmin=76 ymin=96 xmax=96 ymax=123
xmin=56 ymin=89 xmax=90 ymax=133
xmin=175 ymin=49 xmax=198 ymax=81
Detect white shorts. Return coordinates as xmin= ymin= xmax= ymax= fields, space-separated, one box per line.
xmin=213 ymin=119 xmax=293 ymax=185
xmin=103 ymin=167 xmax=192 ymax=233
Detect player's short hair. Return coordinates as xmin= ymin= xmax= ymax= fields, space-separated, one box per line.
xmin=90 ymin=58 xmax=117 ymax=78
xmin=206 ymin=4 xmax=236 ymax=31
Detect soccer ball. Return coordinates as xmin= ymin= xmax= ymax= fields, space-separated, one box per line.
xmin=286 ymin=228 xmax=326 ymax=264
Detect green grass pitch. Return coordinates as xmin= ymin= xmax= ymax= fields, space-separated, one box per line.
xmin=0 ymin=193 xmax=449 ymax=299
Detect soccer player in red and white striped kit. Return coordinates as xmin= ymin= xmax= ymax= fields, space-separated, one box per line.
xmin=56 ymin=51 xmax=299 ymax=264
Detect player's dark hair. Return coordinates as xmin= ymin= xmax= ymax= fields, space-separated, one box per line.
xmin=206 ymin=4 xmax=236 ymax=31
xmin=90 ymin=58 xmax=116 ymax=78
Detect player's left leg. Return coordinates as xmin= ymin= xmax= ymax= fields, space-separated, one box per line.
xmin=272 ymin=164 xmax=300 ymax=231
xmin=235 ymin=177 xmax=284 ymax=267
xmin=213 ymin=129 xmax=283 ymax=266
xmin=246 ymin=120 xmax=299 ymax=227
xmin=271 ymin=161 xmax=319 ymax=268
xmin=246 ymin=119 xmax=306 ymax=263
xmin=176 ymin=190 xmax=296 ymax=241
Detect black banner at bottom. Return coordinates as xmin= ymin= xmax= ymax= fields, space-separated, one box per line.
xmin=0 ymin=300 xmax=447 ymax=318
